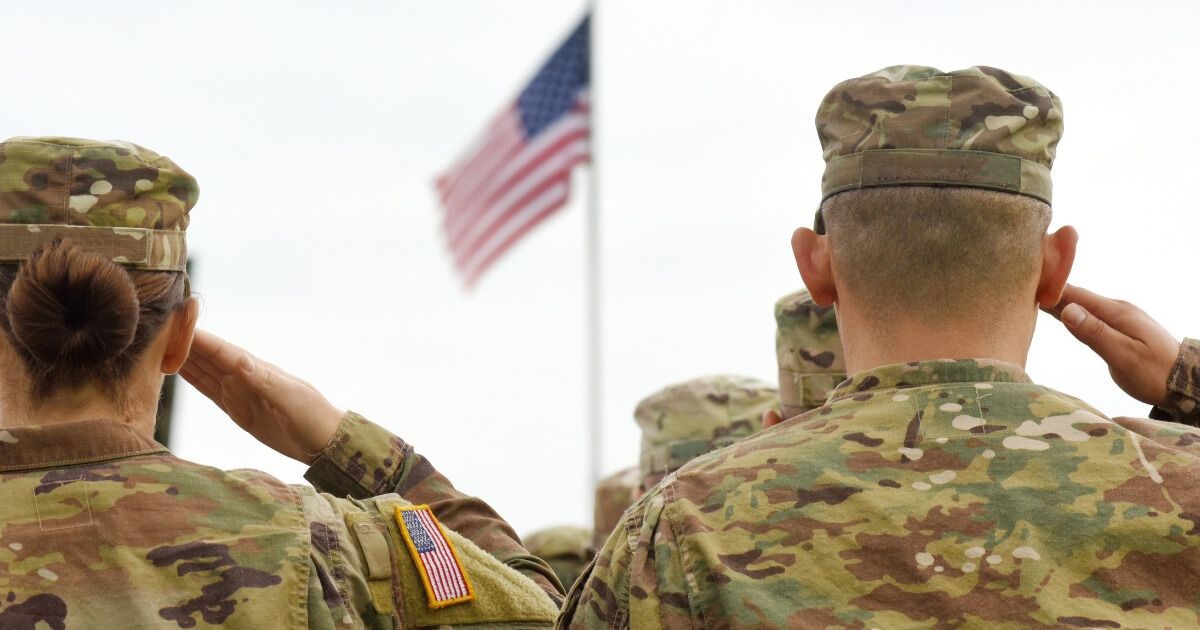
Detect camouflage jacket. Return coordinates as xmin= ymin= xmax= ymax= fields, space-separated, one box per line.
xmin=0 ymin=411 xmax=560 ymax=629
xmin=560 ymin=344 xmax=1200 ymax=629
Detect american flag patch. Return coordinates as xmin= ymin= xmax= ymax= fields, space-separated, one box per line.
xmin=394 ymin=505 xmax=475 ymax=608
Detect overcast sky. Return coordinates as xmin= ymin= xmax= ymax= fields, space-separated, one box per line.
xmin=4 ymin=1 xmax=1198 ymax=535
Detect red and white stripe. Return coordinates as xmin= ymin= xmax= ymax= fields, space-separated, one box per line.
xmin=414 ymin=508 xmax=471 ymax=602
xmin=437 ymin=91 xmax=591 ymax=286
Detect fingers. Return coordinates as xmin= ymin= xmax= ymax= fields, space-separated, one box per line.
xmin=178 ymin=361 xmax=225 ymax=410
xmin=1059 ymin=302 xmax=1128 ymax=358
xmin=189 ymin=329 xmax=257 ymax=377
xmin=1057 ymin=284 xmax=1141 ymax=327
xmin=1051 ymin=283 xmax=1179 ymax=406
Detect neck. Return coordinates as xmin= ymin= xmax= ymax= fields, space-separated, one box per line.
xmin=0 ymin=382 xmax=161 ymax=435
xmin=0 ymin=345 xmax=164 ymax=436
xmin=836 ymin=297 xmax=1038 ymax=376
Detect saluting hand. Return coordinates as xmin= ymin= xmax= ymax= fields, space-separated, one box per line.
xmin=1043 ymin=283 xmax=1182 ymax=408
xmin=179 ymin=329 xmax=345 ymax=465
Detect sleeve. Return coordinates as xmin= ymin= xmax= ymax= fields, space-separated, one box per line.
xmin=557 ymin=488 xmax=695 ymax=630
xmin=303 ymin=411 xmax=563 ymax=604
xmin=1149 ymin=338 xmax=1200 ymax=427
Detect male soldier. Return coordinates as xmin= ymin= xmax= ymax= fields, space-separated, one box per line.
xmin=524 ymin=526 xmax=595 ymax=591
xmin=591 ymin=466 xmax=639 ymax=550
xmin=766 ymin=288 xmax=847 ymax=426
xmin=558 ymin=66 xmax=1200 ymax=627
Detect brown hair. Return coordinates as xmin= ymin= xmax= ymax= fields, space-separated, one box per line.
xmin=0 ymin=239 xmax=190 ymax=403
xmin=821 ymin=186 xmax=1051 ymax=329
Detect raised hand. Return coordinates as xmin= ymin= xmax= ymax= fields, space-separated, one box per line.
xmin=1043 ymin=283 xmax=1181 ymax=407
xmin=179 ymin=329 xmax=345 ymax=464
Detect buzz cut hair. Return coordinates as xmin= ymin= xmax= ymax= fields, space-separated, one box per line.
xmin=820 ymin=186 xmax=1052 ymax=331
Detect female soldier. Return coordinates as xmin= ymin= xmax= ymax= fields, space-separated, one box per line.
xmin=0 ymin=137 xmax=561 ymax=629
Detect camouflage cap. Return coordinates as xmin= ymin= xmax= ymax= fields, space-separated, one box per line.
xmin=816 ymin=66 xmax=1062 ymax=213
xmin=775 ymin=289 xmax=846 ymax=414
xmin=523 ymin=525 xmax=594 ymax=590
xmin=635 ymin=375 xmax=778 ymax=489
xmin=592 ymin=465 xmax=639 ymax=550
xmin=0 ymin=137 xmax=196 ymax=271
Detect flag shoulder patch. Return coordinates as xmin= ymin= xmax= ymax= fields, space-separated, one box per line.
xmin=393 ymin=504 xmax=476 ymax=608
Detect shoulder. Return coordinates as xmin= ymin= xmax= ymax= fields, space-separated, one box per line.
xmin=559 ymin=487 xmax=674 ymax=630
xmin=1109 ymin=414 xmax=1200 ymax=457
xmin=305 ymin=493 xmax=558 ymax=629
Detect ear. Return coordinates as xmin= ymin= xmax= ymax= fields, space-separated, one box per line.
xmin=791 ymin=227 xmax=837 ymax=306
xmin=1036 ymin=225 xmax=1078 ymax=308
xmin=161 ymin=299 xmax=199 ymax=375
xmin=762 ymin=408 xmax=784 ymax=429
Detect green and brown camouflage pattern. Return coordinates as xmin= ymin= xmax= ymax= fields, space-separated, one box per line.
xmin=816 ymin=66 xmax=1063 ymax=206
xmin=775 ymin=288 xmax=846 ymax=417
xmin=1151 ymin=337 xmax=1200 ymax=427
xmin=592 ymin=466 xmax=639 ymax=550
xmin=305 ymin=412 xmax=565 ymax=610
xmin=523 ymin=526 xmax=594 ymax=592
xmin=0 ymin=411 xmax=560 ymax=628
xmin=559 ymin=357 xmax=1200 ymax=629
xmin=635 ymin=375 xmax=777 ymax=490
xmin=0 ymin=136 xmax=195 ymax=271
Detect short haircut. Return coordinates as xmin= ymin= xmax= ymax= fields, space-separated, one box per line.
xmin=821 ymin=186 xmax=1051 ymax=332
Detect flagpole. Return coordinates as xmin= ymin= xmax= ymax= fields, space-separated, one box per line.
xmin=584 ymin=2 xmax=602 ymax=495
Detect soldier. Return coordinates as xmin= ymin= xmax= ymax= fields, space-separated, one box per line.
xmin=0 ymin=137 xmax=560 ymax=628
xmin=558 ymin=67 xmax=1200 ymax=627
xmin=765 ymin=288 xmax=847 ymax=427
xmin=523 ymin=526 xmax=594 ymax=591
xmin=591 ymin=466 xmax=639 ymax=551
xmin=634 ymin=375 xmax=778 ymax=492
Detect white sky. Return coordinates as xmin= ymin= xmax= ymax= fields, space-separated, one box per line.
xmin=4 ymin=1 xmax=1198 ymax=535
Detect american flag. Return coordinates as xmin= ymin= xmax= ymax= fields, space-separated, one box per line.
xmin=436 ymin=14 xmax=591 ymax=286
xmin=397 ymin=506 xmax=474 ymax=607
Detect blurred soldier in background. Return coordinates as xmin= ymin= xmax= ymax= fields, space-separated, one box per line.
xmin=523 ymin=526 xmax=594 ymax=592
xmin=766 ymin=288 xmax=846 ymax=426
xmin=634 ymin=375 xmax=778 ymax=491
xmin=591 ymin=466 xmax=639 ymax=550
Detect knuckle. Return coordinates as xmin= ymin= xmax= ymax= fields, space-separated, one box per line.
xmin=1082 ymin=319 xmax=1107 ymax=340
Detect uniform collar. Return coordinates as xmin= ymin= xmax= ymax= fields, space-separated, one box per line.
xmin=0 ymin=418 xmax=167 ymax=472
xmin=827 ymin=359 xmax=1033 ymax=404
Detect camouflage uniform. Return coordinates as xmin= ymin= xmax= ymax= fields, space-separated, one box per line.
xmin=592 ymin=466 xmax=639 ymax=551
xmin=774 ymin=288 xmax=846 ymax=419
xmin=1151 ymin=338 xmax=1200 ymax=426
xmin=558 ymin=67 xmax=1200 ymax=628
xmin=0 ymin=137 xmax=561 ymax=629
xmin=634 ymin=375 xmax=778 ymax=491
xmin=524 ymin=526 xmax=595 ymax=592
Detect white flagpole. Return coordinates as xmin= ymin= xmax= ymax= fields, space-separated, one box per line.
xmin=584 ymin=3 xmax=603 ymax=495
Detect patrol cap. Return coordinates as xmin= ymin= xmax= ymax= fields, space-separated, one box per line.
xmin=775 ymin=289 xmax=846 ymax=414
xmin=592 ymin=466 xmax=639 ymax=550
xmin=0 ymin=137 xmax=196 ymax=271
xmin=815 ymin=66 xmax=1062 ymax=223
xmin=523 ymin=525 xmax=594 ymax=590
xmin=635 ymin=375 xmax=777 ymax=489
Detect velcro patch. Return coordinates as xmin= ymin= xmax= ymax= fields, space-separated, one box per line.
xmin=394 ymin=505 xmax=475 ymax=608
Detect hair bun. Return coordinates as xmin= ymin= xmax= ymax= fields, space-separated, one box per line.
xmin=6 ymin=240 xmax=140 ymax=369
